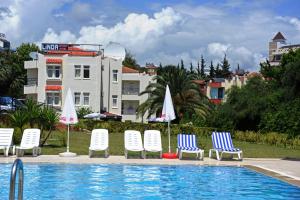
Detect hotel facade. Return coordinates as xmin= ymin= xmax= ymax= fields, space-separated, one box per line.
xmin=24 ymin=43 xmax=155 ymax=122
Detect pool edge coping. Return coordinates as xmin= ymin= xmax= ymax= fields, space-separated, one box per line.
xmin=244 ymin=165 xmax=300 ymax=188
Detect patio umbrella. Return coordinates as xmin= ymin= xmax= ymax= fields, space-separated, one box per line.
xmin=161 ymin=85 xmax=176 ymax=157
xmin=59 ymin=88 xmax=78 ymax=157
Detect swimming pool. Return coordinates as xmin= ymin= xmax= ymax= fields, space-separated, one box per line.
xmin=1 ymin=164 xmax=300 ymax=199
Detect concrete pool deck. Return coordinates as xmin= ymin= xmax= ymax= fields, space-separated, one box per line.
xmin=1 ymin=156 xmax=300 ymax=187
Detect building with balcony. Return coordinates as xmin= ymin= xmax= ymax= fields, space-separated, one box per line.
xmin=269 ymin=32 xmax=300 ymax=66
xmin=23 ymin=43 xmax=156 ymax=122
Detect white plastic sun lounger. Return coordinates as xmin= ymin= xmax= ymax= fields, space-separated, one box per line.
xmin=209 ymin=132 xmax=243 ymax=161
xmin=89 ymin=129 xmax=109 ymax=158
xmin=144 ymin=130 xmax=162 ymax=158
xmin=0 ymin=128 xmax=15 ymax=156
xmin=124 ymin=130 xmax=144 ymax=159
xmin=16 ymin=129 xmax=41 ymax=157
xmin=177 ymin=134 xmax=204 ymax=160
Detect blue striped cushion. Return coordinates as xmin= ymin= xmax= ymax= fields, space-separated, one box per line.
xmin=212 ymin=132 xmax=238 ymax=151
xmin=177 ymin=134 xmax=201 ymax=151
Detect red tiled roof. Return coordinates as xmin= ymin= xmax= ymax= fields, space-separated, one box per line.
xmin=45 ymin=85 xmax=62 ymax=91
xmin=194 ymin=80 xmax=206 ymax=85
xmin=46 ymin=58 xmax=62 ymax=64
xmin=122 ymin=66 xmax=139 ymax=73
xmin=272 ymin=32 xmax=286 ymax=41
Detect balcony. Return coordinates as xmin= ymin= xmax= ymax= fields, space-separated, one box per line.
xmin=122 ymin=81 xmax=140 ymax=95
xmin=24 ymin=78 xmax=38 ymax=94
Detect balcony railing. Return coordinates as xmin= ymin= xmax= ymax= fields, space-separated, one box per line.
xmin=26 ymin=78 xmax=38 ymax=86
xmin=122 ymin=87 xmax=139 ymax=95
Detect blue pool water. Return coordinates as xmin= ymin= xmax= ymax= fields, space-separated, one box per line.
xmin=1 ymin=164 xmax=300 ymax=199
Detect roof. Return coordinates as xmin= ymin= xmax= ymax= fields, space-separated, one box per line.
xmin=122 ymin=66 xmax=139 ymax=73
xmin=193 ymin=80 xmax=206 ymax=85
xmin=46 ymin=58 xmax=62 ymax=64
xmin=272 ymin=32 xmax=286 ymax=41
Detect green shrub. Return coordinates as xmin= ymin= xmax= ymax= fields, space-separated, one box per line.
xmin=76 ymin=107 xmax=93 ymax=119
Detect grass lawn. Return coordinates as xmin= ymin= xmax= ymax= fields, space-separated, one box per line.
xmin=38 ymin=130 xmax=300 ymax=159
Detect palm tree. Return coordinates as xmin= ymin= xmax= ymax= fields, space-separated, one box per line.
xmin=137 ymin=65 xmax=210 ymax=121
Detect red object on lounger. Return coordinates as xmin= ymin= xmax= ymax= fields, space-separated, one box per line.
xmin=162 ymin=152 xmax=177 ymax=159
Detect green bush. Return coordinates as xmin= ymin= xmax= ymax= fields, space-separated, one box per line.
xmin=76 ymin=107 xmax=93 ymax=119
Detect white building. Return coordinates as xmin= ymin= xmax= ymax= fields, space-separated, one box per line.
xmin=24 ymin=43 xmax=156 ymax=122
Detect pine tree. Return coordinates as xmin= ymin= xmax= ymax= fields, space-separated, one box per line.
xmin=215 ymin=63 xmax=222 ymax=78
xmin=200 ymin=55 xmax=205 ymax=78
xmin=221 ymin=54 xmax=231 ymax=78
xmin=180 ymin=59 xmax=184 ymax=70
xmin=190 ymin=63 xmax=194 ymax=74
xmin=209 ymin=61 xmax=215 ymax=78
xmin=197 ymin=61 xmax=200 ymax=75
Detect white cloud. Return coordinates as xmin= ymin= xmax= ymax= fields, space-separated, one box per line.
xmin=40 ymin=7 xmax=182 ymax=54
xmin=207 ymin=43 xmax=230 ymax=57
xmin=3 ymin=1 xmax=300 ymax=72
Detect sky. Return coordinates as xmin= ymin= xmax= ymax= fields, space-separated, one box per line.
xmin=1 ymin=0 xmax=300 ymax=72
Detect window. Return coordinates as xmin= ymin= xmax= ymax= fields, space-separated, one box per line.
xmin=46 ymin=92 xmax=60 ymax=106
xmin=74 ymin=65 xmax=81 ymax=78
xmin=112 ymin=70 xmax=118 ymax=82
xmin=112 ymin=95 xmax=118 ymax=108
xmin=47 ymin=66 xmax=61 ymax=79
xmin=83 ymin=66 xmax=90 ymax=79
xmin=83 ymin=93 xmax=90 ymax=106
xmin=74 ymin=92 xmax=81 ymax=105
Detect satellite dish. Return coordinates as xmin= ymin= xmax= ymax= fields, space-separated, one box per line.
xmin=105 ymin=42 xmax=126 ymax=61
xmin=29 ymin=52 xmax=38 ymax=60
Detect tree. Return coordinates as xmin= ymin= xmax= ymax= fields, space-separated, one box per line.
xmin=197 ymin=61 xmax=200 ymax=75
xmin=180 ymin=59 xmax=184 ymax=70
xmin=0 ymin=43 xmax=39 ymax=97
xmin=200 ymin=55 xmax=206 ymax=78
xmin=137 ymin=65 xmax=210 ymax=121
xmin=215 ymin=63 xmax=222 ymax=78
xmin=209 ymin=61 xmax=215 ymax=78
xmin=122 ymin=51 xmax=140 ymax=69
xmin=221 ymin=54 xmax=231 ymax=78
xmin=190 ymin=63 xmax=194 ymax=74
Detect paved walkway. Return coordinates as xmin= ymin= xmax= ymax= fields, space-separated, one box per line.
xmin=1 ymin=156 xmax=300 ymax=186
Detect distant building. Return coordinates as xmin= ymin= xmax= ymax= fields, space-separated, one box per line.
xmin=195 ymin=68 xmax=251 ymax=105
xmin=269 ymin=32 xmax=300 ymax=66
xmin=23 ymin=43 xmax=156 ymax=122
xmin=0 ymin=33 xmax=10 ymax=51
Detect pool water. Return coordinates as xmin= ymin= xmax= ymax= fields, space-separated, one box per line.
xmin=1 ymin=164 xmax=300 ymax=199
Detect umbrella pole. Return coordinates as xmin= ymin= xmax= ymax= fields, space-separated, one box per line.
xmin=168 ymin=121 xmax=171 ymax=153
xmin=67 ymin=124 xmax=70 ymax=153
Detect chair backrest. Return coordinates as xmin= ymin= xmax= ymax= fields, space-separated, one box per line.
xmin=144 ymin=130 xmax=162 ymax=150
xmin=124 ymin=130 xmax=143 ymax=150
xmin=212 ymin=132 xmax=234 ymax=150
xmin=90 ymin=129 xmax=109 ymax=149
xmin=177 ymin=134 xmax=198 ymax=148
xmin=20 ymin=129 xmax=40 ymax=148
xmin=0 ymin=128 xmax=14 ymax=146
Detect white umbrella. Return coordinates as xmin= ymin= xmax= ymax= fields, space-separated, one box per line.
xmin=162 ymin=85 xmax=176 ymax=153
xmin=59 ymin=88 xmax=78 ymax=157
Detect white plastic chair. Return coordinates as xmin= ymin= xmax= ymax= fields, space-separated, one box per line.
xmin=144 ymin=130 xmax=162 ymax=158
xmin=89 ymin=129 xmax=109 ymax=158
xmin=0 ymin=128 xmax=15 ymax=156
xmin=16 ymin=129 xmax=41 ymax=157
xmin=124 ymin=130 xmax=144 ymax=159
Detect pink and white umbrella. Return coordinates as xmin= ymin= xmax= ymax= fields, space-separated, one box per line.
xmin=59 ymin=88 xmax=78 ymax=157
